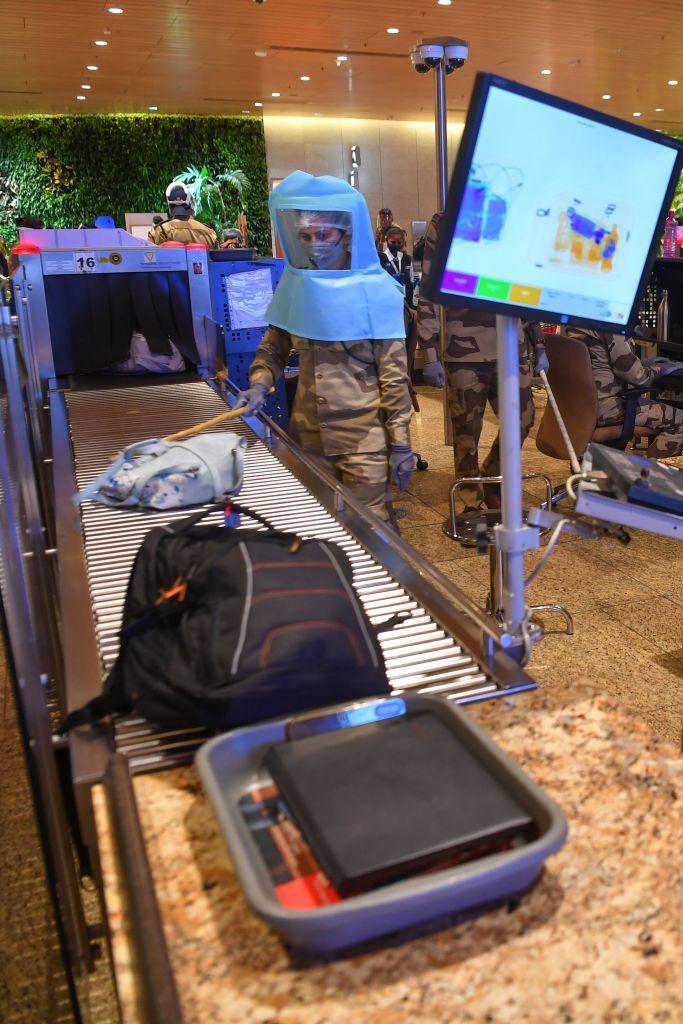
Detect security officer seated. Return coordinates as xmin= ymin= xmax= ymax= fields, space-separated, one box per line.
xmin=565 ymin=327 xmax=683 ymax=458
xmin=148 ymin=182 xmax=219 ymax=248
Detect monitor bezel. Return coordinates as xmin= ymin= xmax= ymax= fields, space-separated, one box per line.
xmin=423 ymin=72 xmax=683 ymax=334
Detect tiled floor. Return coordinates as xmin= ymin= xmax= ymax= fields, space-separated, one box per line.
xmin=401 ymin=385 xmax=683 ymax=747
xmin=1 ymin=381 xmax=681 ymax=1024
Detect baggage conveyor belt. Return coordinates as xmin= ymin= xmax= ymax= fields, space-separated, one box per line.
xmin=52 ymin=379 xmax=534 ymax=781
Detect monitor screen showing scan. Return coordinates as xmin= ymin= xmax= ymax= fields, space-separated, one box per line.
xmin=427 ymin=74 xmax=682 ymax=332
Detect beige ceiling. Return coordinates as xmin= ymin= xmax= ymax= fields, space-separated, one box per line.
xmin=2 ymin=0 xmax=682 ymax=131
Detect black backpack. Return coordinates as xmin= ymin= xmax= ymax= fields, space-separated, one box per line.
xmin=61 ymin=502 xmax=391 ymax=733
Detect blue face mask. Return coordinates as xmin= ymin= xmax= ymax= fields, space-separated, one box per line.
xmin=302 ymin=238 xmax=346 ymax=270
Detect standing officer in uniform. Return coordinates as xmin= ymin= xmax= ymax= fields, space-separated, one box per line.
xmin=148 ymin=182 xmax=219 ymax=248
xmin=237 ymin=172 xmax=415 ymax=523
xmin=416 ymin=211 xmax=536 ymax=515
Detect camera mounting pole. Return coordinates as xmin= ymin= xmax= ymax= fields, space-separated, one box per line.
xmin=411 ymin=37 xmax=469 ymax=443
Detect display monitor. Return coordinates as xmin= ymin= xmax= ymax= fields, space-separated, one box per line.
xmin=424 ymin=73 xmax=683 ymax=333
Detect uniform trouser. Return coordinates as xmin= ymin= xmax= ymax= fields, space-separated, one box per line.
xmin=634 ymin=398 xmax=683 ymax=458
xmin=446 ymin=358 xmax=534 ymax=511
xmin=316 ymin=451 xmax=390 ymax=521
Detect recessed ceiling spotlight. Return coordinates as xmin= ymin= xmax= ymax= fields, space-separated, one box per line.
xmin=655 ymin=107 xmax=664 ymax=112
xmin=76 ymin=95 xmax=86 ymax=101
xmin=95 ymin=40 xmax=108 ymax=46
xmin=437 ymin=0 xmax=452 ymax=5
xmin=81 ymin=84 xmax=92 ymax=89
xmin=300 ymin=75 xmax=310 ymax=81
xmin=148 ymin=105 xmax=158 ymax=111
xmin=387 ymin=27 xmax=399 ymax=34
xmin=254 ymin=101 xmax=263 ymax=107
xmin=241 ymin=109 xmax=249 ymax=113
xmin=271 ymin=91 xmax=280 ymax=97
xmin=337 ymin=55 xmax=348 ymax=62
xmin=602 ymin=94 xmax=611 ymax=100
xmin=254 ymin=50 xmax=267 ymax=57
xmin=633 ymin=111 xmax=641 ymax=117
xmin=108 ymin=6 xmax=124 ymax=12
xmin=86 ymin=65 xmax=98 ymax=71
xmin=668 ymin=79 xmax=678 ymax=86
xmin=541 ymin=69 xmax=552 ymax=76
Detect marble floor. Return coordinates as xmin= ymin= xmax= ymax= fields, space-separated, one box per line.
xmin=398 ymin=385 xmax=683 ymax=747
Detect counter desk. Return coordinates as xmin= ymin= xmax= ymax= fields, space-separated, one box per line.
xmin=92 ymin=684 xmax=682 ymax=1024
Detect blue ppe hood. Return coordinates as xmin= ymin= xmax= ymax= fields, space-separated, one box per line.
xmin=265 ymin=171 xmax=405 ymax=341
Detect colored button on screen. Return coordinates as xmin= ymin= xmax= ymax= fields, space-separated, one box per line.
xmin=510 ymin=283 xmax=542 ymax=306
xmin=476 ymin=276 xmax=510 ymax=301
xmin=442 ymin=269 xmax=478 ymax=295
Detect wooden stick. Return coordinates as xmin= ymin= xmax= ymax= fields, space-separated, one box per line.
xmin=163 ymin=406 xmax=244 ymax=443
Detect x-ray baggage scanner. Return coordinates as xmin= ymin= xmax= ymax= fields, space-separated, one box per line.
xmin=13 ymin=228 xmax=218 ymax=414
xmin=424 ymin=72 xmax=683 ymax=657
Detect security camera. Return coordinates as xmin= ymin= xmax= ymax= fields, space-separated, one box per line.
xmin=410 ymin=49 xmax=430 ymax=74
xmin=420 ymin=43 xmax=445 ymax=68
xmin=445 ymin=40 xmax=469 ymax=71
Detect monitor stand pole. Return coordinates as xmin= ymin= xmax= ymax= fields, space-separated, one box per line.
xmin=494 ymin=314 xmax=541 ymax=661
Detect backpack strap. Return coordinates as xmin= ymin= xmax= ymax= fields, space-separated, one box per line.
xmin=58 ymin=669 xmax=130 ymax=733
xmin=168 ymin=498 xmax=275 ymax=534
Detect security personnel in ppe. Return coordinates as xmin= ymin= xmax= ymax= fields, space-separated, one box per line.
xmin=416 ymin=211 xmax=537 ymax=516
xmin=237 ymin=172 xmax=415 ymax=523
xmin=148 ymin=182 xmax=219 ymax=248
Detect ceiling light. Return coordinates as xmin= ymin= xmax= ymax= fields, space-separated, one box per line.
xmin=108 ymin=6 xmax=124 ymax=12
xmin=541 ymin=69 xmax=552 ymax=76
xmin=633 ymin=112 xmax=641 ymax=117
xmin=668 ymin=80 xmax=678 ymax=86
xmin=337 ymin=55 xmax=348 ymax=62
xmin=254 ymin=101 xmax=263 ymax=107
xmin=254 ymin=50 xmax=267 ymax=57
xmin=437 ymin=0 xmax=452 ymax=5
xmin=602 ymin=94 xmax=611 ymax=100
xmin=81 ymin=84 xmax=92 ymax=89
xmin=271 ymin=91 xmax=280 ymax=97
xmin=241 ymin=109 xmax=249 ymax=113
xmin=95 ymin=40 xmax=108 ymax=46
xmin=655 ymin=107 xmax=664 ymax=112
xmin=148 ymin=105 xmax=158 ymax=111
xmin=300 ymin=75 xmax=310 ymax=81
xmin=76 ymin=95 xmax=86 ymax=101
xmin=86 ymin=65 xmax=98 ymax=71
xmin=387 ymin=27 xmax=399 ymax=34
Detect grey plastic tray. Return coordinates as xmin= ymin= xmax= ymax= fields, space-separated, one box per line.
xmin=196 ymin=694 xmax=568 ymax=952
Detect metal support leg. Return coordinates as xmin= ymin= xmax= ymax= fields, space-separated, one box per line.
xmin=495 ymin=315 xmax=542 ymax=653
xmin=528 ymin=603 xmax=574 ymax=635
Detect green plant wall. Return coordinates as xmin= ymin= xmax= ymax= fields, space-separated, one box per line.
xmin=0 ymin=114 xmax=270 ymax=250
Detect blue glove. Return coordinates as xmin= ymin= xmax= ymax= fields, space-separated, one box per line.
xmin=423 ymin=359 xmax=445 ymax=388
xmin=534 ymin=344 xmax=550 ymax=376
xmin=389 ymin=445 xmax=416 ymax=492
xmin=236 ymin=382 xmax=269 ymax=416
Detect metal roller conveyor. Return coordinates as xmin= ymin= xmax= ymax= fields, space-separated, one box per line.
xmin=54 ymin=379 xmax=533 ymax=776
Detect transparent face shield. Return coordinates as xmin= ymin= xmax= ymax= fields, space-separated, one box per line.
xmin=276 ymin=209 xmax=353 ymax=270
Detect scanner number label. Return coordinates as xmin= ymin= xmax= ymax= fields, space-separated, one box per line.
xmin=74 ymin=253 xmax=97 ymax=273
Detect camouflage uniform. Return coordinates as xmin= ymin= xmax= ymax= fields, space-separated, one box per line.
xmin=249 ymin=326 xmax=412 ymax=520
xmin=416 ymin=212 xmax=535 ymax=509
xmin=149 ymin=217 xmax=219 ymax=248
xmin=566 ymin=327 xmax=683 ymax=458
